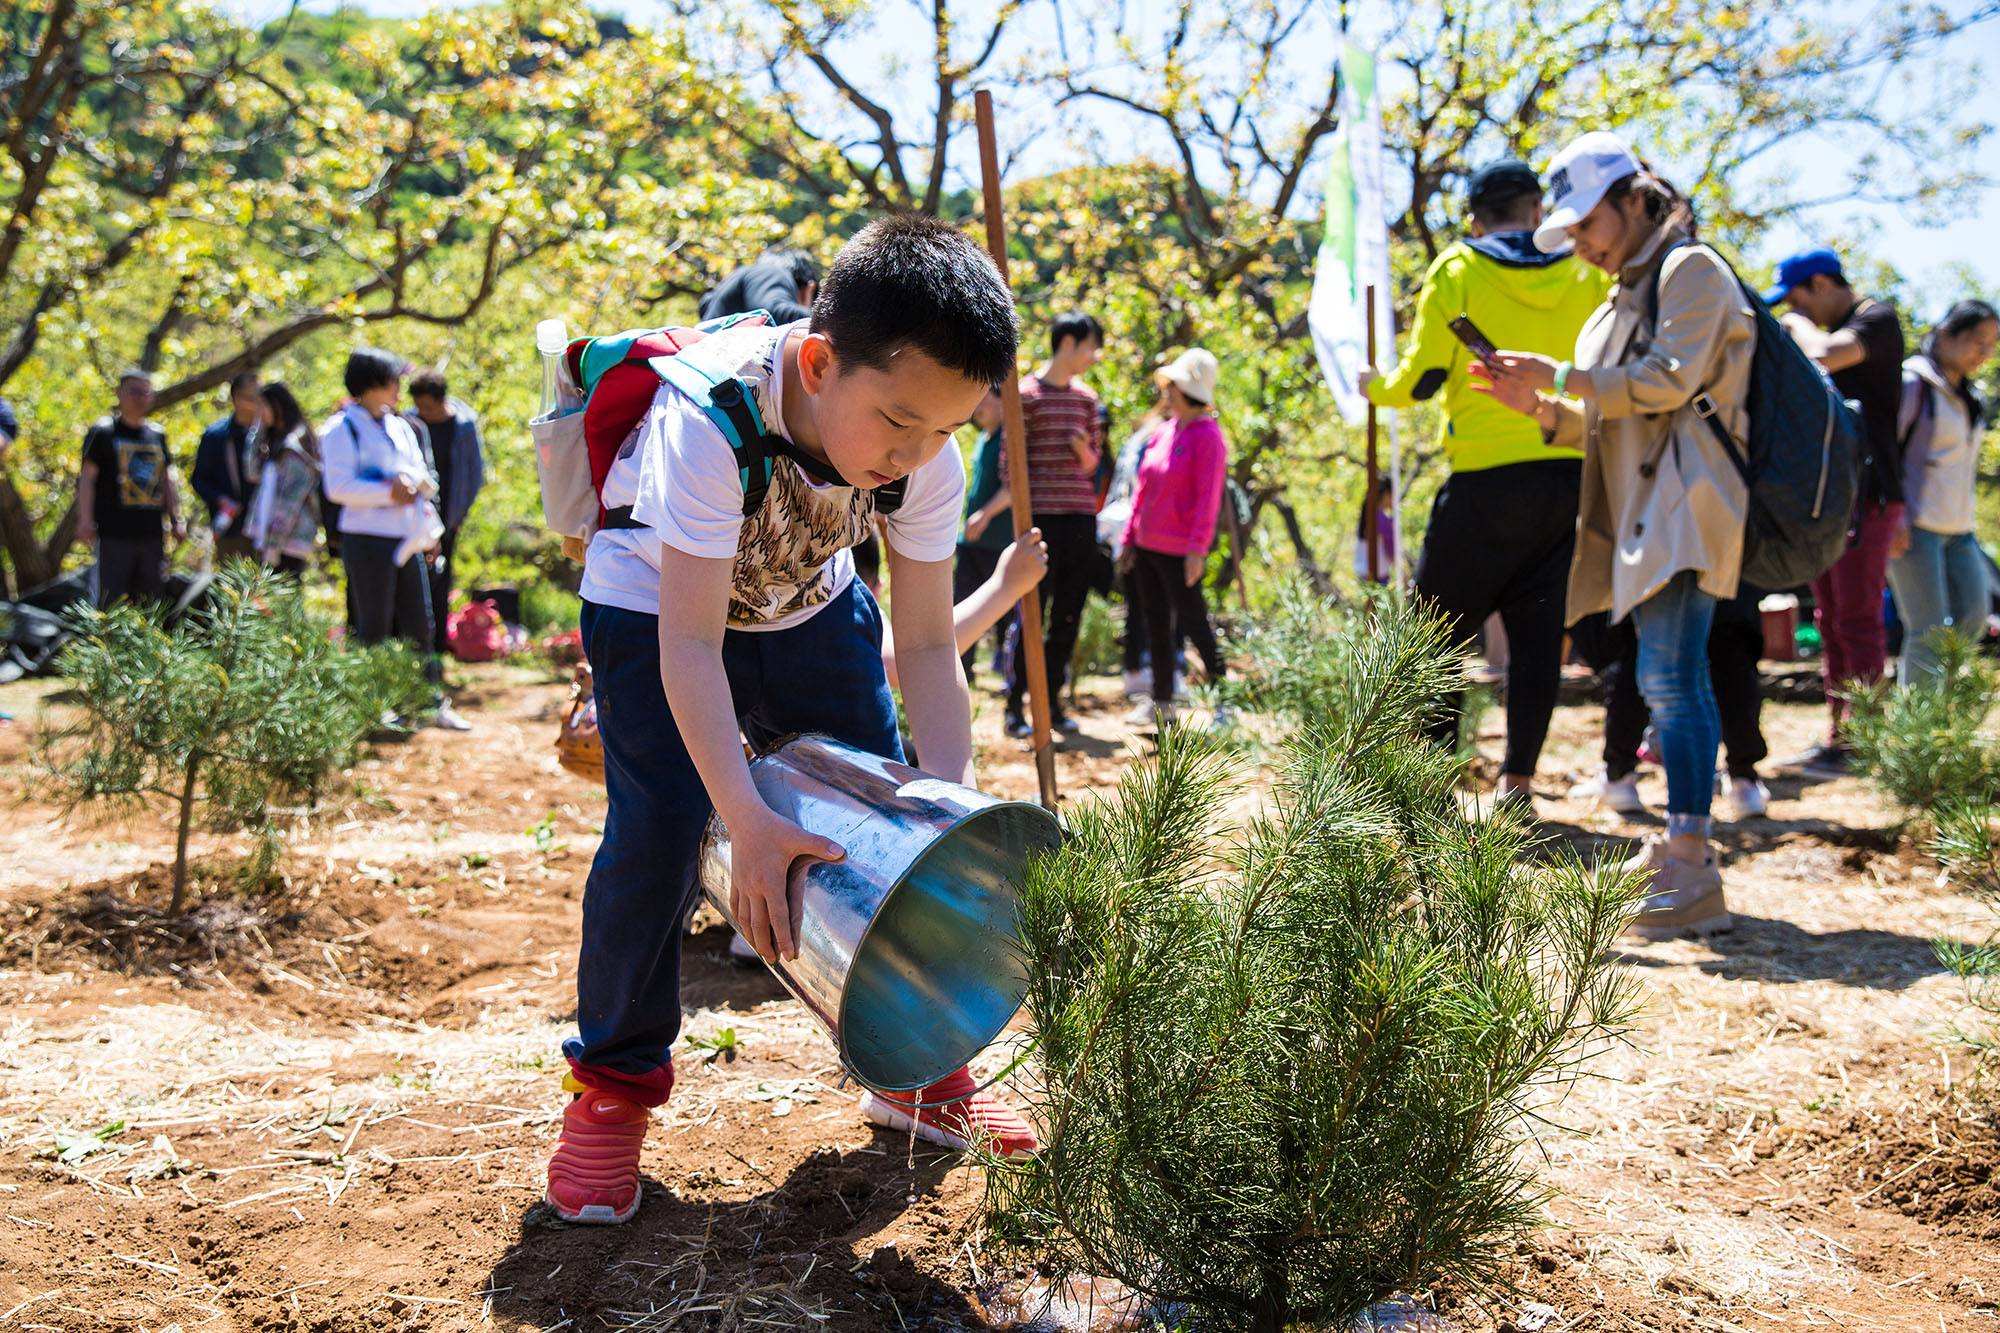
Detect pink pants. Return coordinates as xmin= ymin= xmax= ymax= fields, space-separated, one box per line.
xmin=1811 ymin=502 xmax=1903 ymax=740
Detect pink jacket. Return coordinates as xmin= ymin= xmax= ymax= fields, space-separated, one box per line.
xmin=1124 ymin=415 xmax=1228 ymax=558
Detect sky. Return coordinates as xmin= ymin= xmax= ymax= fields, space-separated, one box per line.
xmin=230 ymin=0 xmax=2000 ymax=312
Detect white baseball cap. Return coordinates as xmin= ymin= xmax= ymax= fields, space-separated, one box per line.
xmin=1156 ymin=348 xmax=1219 ymax=405
xmin=1533 ymin=131 xmax=1643 ymax=254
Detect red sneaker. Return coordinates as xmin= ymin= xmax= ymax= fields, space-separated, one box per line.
xmin=546 ymin=1078 xmax=649 ymax=1224
xmin=861 ymin=1066 xmax=1039 ymax=1159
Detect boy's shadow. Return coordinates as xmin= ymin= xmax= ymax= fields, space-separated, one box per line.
xmin=487 ymin=1142 xmax=975 ymax=1330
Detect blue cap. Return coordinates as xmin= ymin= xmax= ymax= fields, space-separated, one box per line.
xmin=1762 ymin=247 xmax=1844 ymax=307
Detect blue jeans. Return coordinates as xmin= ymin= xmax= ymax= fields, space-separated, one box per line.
xmin=1630 ymin=571 xmax=1719 ymax=819
xmin=1886 ymin=528 xmax=1989 ymax=686
xmin=568 ymin=578 xmax=903 ymax=1104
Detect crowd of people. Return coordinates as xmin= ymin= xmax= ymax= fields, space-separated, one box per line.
xmin=1368 ymin=129 xmax=1996 ymax=940
xmin=19 ymin=133 xmax=1994 ymax=1224
xmin=68 ymin=354 xmax=488 ymax=730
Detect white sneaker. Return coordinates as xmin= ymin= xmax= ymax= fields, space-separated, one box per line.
xmin=1122 ymin=668 xmax=1149 ymax=699
xmin=1720 ymin=774 xmax=1770 ymax=820
xmin=1570 ymin=768 xmax=1645 ymax=815
xmin=429 ymin=701 xmax=473 ymax=732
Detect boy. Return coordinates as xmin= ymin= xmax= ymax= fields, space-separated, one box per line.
xmin=404 ymin=369 xmax=488 ymax=656
xmin=77 ymin=368 xmax=185 ymax=608
xmin=191 ymin=370 xmax=265 ymax=565
xmin=966 ymin=312 xmax=1106 ymax=736
xmin=550 ymin=215 xmax=1036 ymax=1226
xmin=1768 ymin=246 xmax=1906 ymax=779
xmin=953 ymin=387 xmax=1013 ymax=677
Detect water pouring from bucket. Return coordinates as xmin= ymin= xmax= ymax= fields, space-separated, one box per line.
xmin=698 ymin=735 xmax=1062 ymax=1093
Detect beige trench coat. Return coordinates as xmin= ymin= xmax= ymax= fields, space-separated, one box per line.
xmin=1552 ymin=224 xmax=1756 ymax=625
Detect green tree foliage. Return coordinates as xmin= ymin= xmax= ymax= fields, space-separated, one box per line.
xmin=40 ymin=564 xmax=428 ymax=913
xmin=4 ymin=0 xmax=1991 ymax=603
xmin=992 ymin=589 xmax=1639 ymax=1330
xmin=0 ymin=0 xmax=770 ymax=592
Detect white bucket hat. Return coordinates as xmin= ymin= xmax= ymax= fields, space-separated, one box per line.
xmin=1533 ymin=131 xmax=1643 ymax=254
xmin=1156 ymin=348 xmax=1219 ymax=405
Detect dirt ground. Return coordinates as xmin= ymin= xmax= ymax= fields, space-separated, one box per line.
xmin=1 ymin=656 xmax=1996 ymax=1331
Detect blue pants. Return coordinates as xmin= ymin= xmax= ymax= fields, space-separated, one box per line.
xmin=1887 ymin=528 xmax=1989 ymax=686
xmin=569 ymin=578 xmax=903 ymax=1103
xmin=1630 ymin=571 xmax=1719 ymax=820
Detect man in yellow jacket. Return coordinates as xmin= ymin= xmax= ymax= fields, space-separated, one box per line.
xmin=1363 ymin=159 xmax=1608 ymax=813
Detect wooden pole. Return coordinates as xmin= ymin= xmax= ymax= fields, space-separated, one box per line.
xmin=973 ymin=89 xmax=1058 ymax=810
xmin=1363 ymin=282 xmax=1380 ymax=585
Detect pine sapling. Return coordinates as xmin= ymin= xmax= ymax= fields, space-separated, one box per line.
xmin=990 ymin=588 xmax=1640 ymax=1330
xmin=42 ymin=565 xmax=427 ymax=912
xmin=1850 ymin=631 xmax=2000 ymax=1063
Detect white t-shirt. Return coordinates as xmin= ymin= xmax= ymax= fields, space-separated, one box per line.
xmin=578 ymin=321 xmax=966 ymax=628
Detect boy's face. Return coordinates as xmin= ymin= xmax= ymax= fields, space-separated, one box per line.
xmin=800 ymin=335 xmax=986 ymax=488
xmin=1063 ymin=334 xmax=1104 ymax=371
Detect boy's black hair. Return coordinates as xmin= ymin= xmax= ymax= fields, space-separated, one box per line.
xmin=344 ymin=347 xmax=407 ymax=399
xmin=812 ymin=215 xmax=1017 ymax=387
xmin=228 ymin=369 xmax=261 ymax=396
xmin=409 ymin=368 xmax=449 ymax=401
xmin=1049 ymin=311 xmax=1104 ymax=355
xmin=116 ymin=367 xmax=153 ymax=389
xmin=761 ymin=247 xmax=821 ymax=294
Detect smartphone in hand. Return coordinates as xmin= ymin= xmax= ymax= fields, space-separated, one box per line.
xmin=1448 ymin=314 xmax=1499 ymax=363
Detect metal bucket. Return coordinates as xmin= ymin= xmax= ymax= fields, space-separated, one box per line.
xmin=697 ymin=735 xmax=1062 ymax=1092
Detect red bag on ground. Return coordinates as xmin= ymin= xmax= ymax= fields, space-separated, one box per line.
xmin=448 ymin=599 xmax=509 ymax=663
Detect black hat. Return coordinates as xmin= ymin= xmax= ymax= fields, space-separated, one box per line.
xmin=1467 ymin=158 xmax=1541 ymax=210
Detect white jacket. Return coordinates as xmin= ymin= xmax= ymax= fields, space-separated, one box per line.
xmin=320 ymin=403 xmax=437 ymax=549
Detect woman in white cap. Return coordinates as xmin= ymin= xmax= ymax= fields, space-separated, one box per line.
xmin=1471 ymin=131 xmax=1755 ymax=941
xmin=1121 ymin=348 xmax=1230 ymax=726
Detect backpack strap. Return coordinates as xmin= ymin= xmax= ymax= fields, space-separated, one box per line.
xmin=1640 ymin=238 xmax=1751 ymax=482
xmin=1897 ymin=366 xmax=1935 ymax=452
xmin=653 ymin=349 xmax=910 ymax=518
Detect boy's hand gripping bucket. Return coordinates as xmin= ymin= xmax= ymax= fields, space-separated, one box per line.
xmin=697 ymin=735 xmax=1061 ymax=1093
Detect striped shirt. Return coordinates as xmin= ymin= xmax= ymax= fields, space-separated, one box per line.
xmin=1001 ymin=374 xmax=1103 ymax=515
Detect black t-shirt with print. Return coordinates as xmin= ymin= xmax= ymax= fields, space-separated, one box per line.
xmin=1829 ymin=297 xmax=1906 ymax=507
xmin=83 ymin=416 xmax=172 ymax=540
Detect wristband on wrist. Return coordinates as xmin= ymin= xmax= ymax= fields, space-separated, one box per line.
xmin=1552 ymin=361 xmax=1573 ymax=397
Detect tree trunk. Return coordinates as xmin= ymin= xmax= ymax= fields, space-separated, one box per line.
xmin=0 ymin=472 xmax=73 ymax=593
xmin=170 ymin=754 xmax=200 ymax=916
xmin=1268 ymin=496 xmax=1333 ymax=595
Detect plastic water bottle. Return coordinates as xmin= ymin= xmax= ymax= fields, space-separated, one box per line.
xmin=536 ymin=318 xmax=569 ymax=415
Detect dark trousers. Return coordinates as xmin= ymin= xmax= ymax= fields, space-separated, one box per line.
xmin=1129 ymin=546 xmax=1224 ymax=704
xmin=951 ymin=542 xmax=1003 ymax=677
xmin=567 ymin=579 xmax=903 ymax=1105
xmin=1006 ymin=513 xmax=1098 ymax=715
xmin=341 ymin=533 xmax=441 ymax=684
xmin=1414 ymin=459 xmax=1581 ymax=776
xmin=95 ymin=534 xmax=167 ymax=608
xmin=1812 ymin=501 xmax=1900 ymax=740
xmin=1598 ymin=586 xmax=1767 ymax=781
xmin=429 ymin=527 xmax=460 ymax=659
xmin=1120 ymin=566 xmax=1147 ymax=673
